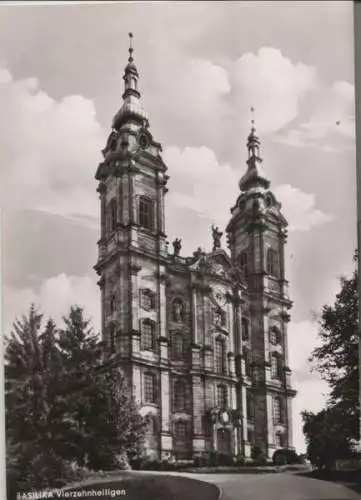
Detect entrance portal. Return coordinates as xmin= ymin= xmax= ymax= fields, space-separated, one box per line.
xmin=217 ymin=428 xmax=231 ymax=455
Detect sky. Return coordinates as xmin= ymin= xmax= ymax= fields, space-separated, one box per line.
xmin=0 ymin=1 xmax=357 ymax=454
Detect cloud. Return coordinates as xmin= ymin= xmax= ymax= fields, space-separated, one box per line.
xmin=0 ymin=66 xmax=106 ymax=223
xmin=164 ymin=146 xmax=333 ymax=246
xmin=275 ymin=80 xmax=355 ymax=150
xmin=4 ymin=274 xmax=100 ymax=337
xmin=230 ymin=47 xmax=318 ymax=136
xmin=274 ymin=184 xmax=334 ymax=232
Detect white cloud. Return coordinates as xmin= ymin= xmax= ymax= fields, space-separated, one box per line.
xmin=274 ymin=184 xmax=334 ymax=231
xmin=4 ymin=274 xmax=100 ymax=337
xmin=164 ymin=146 xmax=333 ymax=241
xmin=0 ymin=66 xmax=106 ymax=222
xmin=230 ymin=47 xmax=318 ymax=136
xmin=275 ymin=80 xmax=355 ymax=150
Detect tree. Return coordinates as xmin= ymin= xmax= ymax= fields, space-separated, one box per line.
xmin=5 ymin=305 xmax=147 ymax=496
xmin=302 ymin=406 xmax=358 ymax=469
xmin=309 ymin=268 xmax=359 ymax=414
xmin=303 ymin=260 xmax=360 ymax=468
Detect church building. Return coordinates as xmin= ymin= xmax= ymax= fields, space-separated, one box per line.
xmin=94 ymin=34 xmax=296 ymax=462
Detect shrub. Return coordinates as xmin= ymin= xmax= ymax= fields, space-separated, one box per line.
xmin=272 ymin=448 xmax=300 ymax=466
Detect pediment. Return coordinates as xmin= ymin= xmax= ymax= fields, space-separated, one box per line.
xmin=189 ymin=249 xmax=232 ymax=278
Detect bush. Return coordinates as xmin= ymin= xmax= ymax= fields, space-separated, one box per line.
xmin=272 ymin=448 xmax=300 ymax=466
xmin=251 ymin=446 xmax=267 ymax=465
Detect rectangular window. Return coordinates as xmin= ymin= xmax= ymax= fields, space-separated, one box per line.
xmin=273 ymin=397 xmax=283 ymax=424
xmin=172 ymin=334 xmax=183 ymax=359
xmin=139 ymin=197 xmax=154 ymax=230
xmin=175 ymin=421 xmax=187 ymax=438
xmin=215 ymin=339 xmax=226 ymax=373
xmin=142 ymin=321 xmax=154 ymax=351
xmin=174 ymin=381 xmax=186 ymax=411
xmin=144 ymin=373 xmax=155 ymax=403
xmin=217 ymin=384 xmax=228 ymax=409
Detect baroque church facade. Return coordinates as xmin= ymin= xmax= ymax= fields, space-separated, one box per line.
xmin=94 ymin=36 xmax=296 ymax=462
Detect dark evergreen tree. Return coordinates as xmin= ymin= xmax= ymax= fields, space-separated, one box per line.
xmin=5 ymin=305 xmax=146 ymax=497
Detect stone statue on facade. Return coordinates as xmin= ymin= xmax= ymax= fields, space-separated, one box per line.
xmin=211 ymin=225 xmax=223 ymax=251
xmin=173 ymin=298 xmax=183 ymax=322
xmin=172 ymin=238 xmax=182 ymax=257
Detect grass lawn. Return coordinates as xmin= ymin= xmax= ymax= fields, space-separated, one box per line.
xmin=297 ymin=469 xmax=361 ymax=496
xmin=64 ymin=474 xmax=219 ymax=500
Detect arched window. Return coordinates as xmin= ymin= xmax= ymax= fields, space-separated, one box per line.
xmin=172 ymin=333 xmax=184 ymax=359
xmin=246 ymin=390 xmax=255 ymax=421
xmin=271 ymin=353 xmax=282 ymax=379
xmin=140 ymin=289 xmax=155 ymax=311
xmin=173 ymin=380 xmax=186 ymax=411
xmin=109 ymin=292 xmax=117 ymax=315
xmin=109 ymin=324 xmax=115 ymax=353
xmin=215 ymin=338 xmax=226 ymax=374
xmin=217 ymin=384 xmax=228 ymax=409
xmin=174 ymin=421 xmax=188 ymax=439
xmin=139 ymin=196 xmax=154 ymax=231
xmin=242 ymin=318 xmax=250 ymax=341
xmin=144 ymin=372 xmax=155 ymax=404
xmin=239 ymin=251 xmax=248 ymax=275
xmin=146 ymin=414 xmax=158 ymax=436
xmin=267 ymin=248 xmax=279 ymax=277
xmin=110 ymin=198 xmax=117 ymax=231
xmin=269 ymin=327 xmax=281 ymax=345
xmin=141 ymin=319 xmax=155 ymax=352
xmin=172 ymin=298 xmax=184 ymax=323
xmin=243 ymin=347 xmax=252 ymax=377
xmin=273 ymin=396 xmax=284 ymax=424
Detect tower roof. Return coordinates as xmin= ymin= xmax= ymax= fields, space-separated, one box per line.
xmin=239 ymin=114 xmax=270 ymax=192
xmin=112 ymin=32 xmax=149 ymax=130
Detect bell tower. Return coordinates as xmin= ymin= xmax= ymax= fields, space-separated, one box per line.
xmin=226 ymin=118 xmax=296 ymax=457
xmin=94 ymin=35 xmax=170 ymax=459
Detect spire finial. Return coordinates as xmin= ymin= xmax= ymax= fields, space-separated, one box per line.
xmin=250 ymin=106 xmax=255 ymax=131
xmin=128 ymin=32 xmax=134 ymax=63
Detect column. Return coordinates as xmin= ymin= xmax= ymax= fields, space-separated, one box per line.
xmin=286 ymin=396 xmax=293 ymax=448
xmin=192 ymin=375 xmax=206 ymax=455
xmin=160 ymin=369 xmax=172 ymax=459
xmin=266 ymin=393 xmax=274 ymax=458
xmin=159 ymin=271 xmax=169 ymax=361
xmin=241 ymin=386 xmax=249 ymax=458
xmin=130 ymin=264 xmax=141 ymax=354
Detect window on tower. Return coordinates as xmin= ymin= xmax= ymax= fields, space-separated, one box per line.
xmin=109 ymin=198 xmax=117 ymax=232
xmin=215 ymin=338 xmax=226 ymax=374
xmin=140 ymin=289 xmax=155 ymax=311
xmin=144 ymin=373 xmax=156 ymax=404
xmin=246 ymin=390 xmax=255 ymax=421
xmin=243 ymin=347 xmax=252 ymax=377
xmin=271 ymin=353 xmax=283 ymax=379
xmin=269 ymin=326 xmax=281 ymax=345
xmin=267 ymin=248 xmax=279 ymax=278
xmin=172 ymin=333 xmax=184 ymax=360
xmin=139 ymin=196 xmax=154 ymax=231
xmin=173 ymin=379 xmax=186 ymax=411
xmin=242 ymin=317 xmax=250 ymax=341
xmin=216 ymin=384 xmax=228 ymax=409
xmin=273 ymin=396 xmax=284 ymax=424
xmin=141 ymin=319 xmax=155 ymax=352
xmin=109 ymin=324 xmax=116 ymax=353
xmin=239 ymin=251 xmax=248 ymax=275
